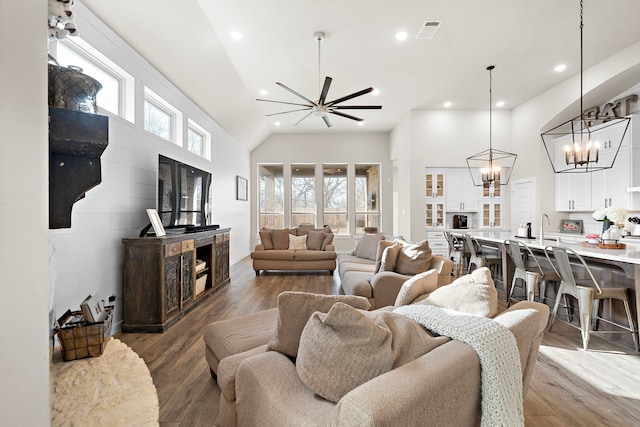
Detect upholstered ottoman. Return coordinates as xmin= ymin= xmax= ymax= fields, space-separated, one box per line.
xmin=202 ymin=308 xmax=278 ymax=377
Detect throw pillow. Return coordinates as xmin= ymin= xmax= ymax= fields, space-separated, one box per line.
xmin=266 ymin=292 xmax=371 ymax=358
xmin=306 ymin=230 xmax=325 ymax=251
xmin=394 ymin=240 xmax=433 ymax=275
xmin=416 ymin=267 xmax=498 ymax=317
xmin=374 ymin=239 xmax=397 ymax=273
xmin=394 ymin=269 xmax=439 ymax=307
xmin=296 ymin=302 xmax=449 ymax=403
xmin=272 ymin=229 xmax=293 ymax=250
xmin=320 ymin=232 xmax=334 ymax=250
xmin=259 ymin=229 xmax=273 ymax=250
xmin=354 ymin=233 xmax=385 ymax=261
xmin=380 ymin=243 xmax=401 ymax=272
xmin=288 ymin=234 xmax=307 ymax=250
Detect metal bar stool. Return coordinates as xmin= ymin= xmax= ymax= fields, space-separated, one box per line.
xmin=463 ymin=234 xmax=501 ymax=275
xmin=504 ymin=239 xmax=560 ymax=307
xmin=443 ymin=231 xmax=467 ymax=278
xmin=544 ymin=245 xmax=639 ymax=351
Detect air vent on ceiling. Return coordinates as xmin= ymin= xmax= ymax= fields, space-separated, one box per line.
xmin=416 ymin=20 xmax=442 ymax=40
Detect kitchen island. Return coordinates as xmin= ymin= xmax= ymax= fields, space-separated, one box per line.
xmin=451 ymin=230 xmax=640 ymax=349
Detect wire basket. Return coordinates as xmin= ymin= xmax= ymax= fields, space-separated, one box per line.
xmin=55 ymin=307 xmax=113 ymax=362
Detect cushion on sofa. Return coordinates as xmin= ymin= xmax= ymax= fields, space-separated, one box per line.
xmin=321 ymin=233 xmax=334 ymax=250
xmin=340 ymin=270 xmax=376 ymax=299
xmin=394 ymin=240 xmax=433 ymax=275
xmin=250 ymin=250 xmax=295 ymax=261
xmin=306 ymin=230 xmax=326 ymax=250
xmin=266 ymin=292 xmax=371 ymax=357
xmin=296 ymin=302 xmax=450 ymax=403
xmin=272 ymin=229 xmax=293 ymax=250
xmin=374 ymin=239 xmax=397 ymax=273
xmin=416 ymin=267 xmax=498 ymax=317
xmin=353 ymin=233 xmax=385 ymax=261
xmin=289 ymin=234 xmax=307 ymax=250
xmin=293 ymin=250 xmax=337 ymax=261
xmin=380 ymin=242 xmax=402 ymax=272
xmin=394 ymin=269 xmax=439 ymax=307
xmin=259 ymin=229 xmax=274 ymax=250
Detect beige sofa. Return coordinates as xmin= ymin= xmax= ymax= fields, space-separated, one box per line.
xmin=205 ymin=278 xmax=549 ymax=427
xmin=251 ymin=227 xmax=337 ymax=275
xmin=339 ymin=234 xmax=454 ymax=308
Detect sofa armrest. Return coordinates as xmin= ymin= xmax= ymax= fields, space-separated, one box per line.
xmin=330 ymin=340 xmax=482 ymax=426
xmin=236 ymin=351 xmax=336 ymax=426
xmin=325 ymin=244 xmax=336 ymax=252
xmin=254 ymin=244 xmax=265 ymax=251
xmin=431 ymin=254 xmax=454 ymax=286
xmin=369 ymin=271 xmax=411 ymax=308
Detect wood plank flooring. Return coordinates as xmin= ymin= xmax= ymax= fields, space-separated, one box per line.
xmin=117 ymin=257 xmax=640 ymax=426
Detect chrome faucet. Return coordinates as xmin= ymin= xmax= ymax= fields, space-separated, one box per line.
xmin=539 ymin=213 xmax=550 ymax=244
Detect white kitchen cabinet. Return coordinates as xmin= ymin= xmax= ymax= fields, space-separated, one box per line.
xmin=445 ymin=168 xmax=478 ymax=212
xmin=481 ymin=201 xmax=502 ymax=228
xmin=425 ymin=230 xmax=448 ymax=257
xmin=425 ymin=201 xmax=445 ymax=228
xmin=556 ymin=171 xmax=591 ymax=211
xmin=425 ymin=170 xmax=445 ymax=198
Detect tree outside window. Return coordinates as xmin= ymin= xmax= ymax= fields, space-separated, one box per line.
xmin=291 ymin=165 xmax=316 ymax=227
xmin=259 ymin=165 xmax=284 ymax=229
xmin=323 ymin=164 xmax=348 ymax=234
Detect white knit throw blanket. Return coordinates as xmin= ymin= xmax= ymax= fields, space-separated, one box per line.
xmin=393 ymin=304 xmax=524 ymax=427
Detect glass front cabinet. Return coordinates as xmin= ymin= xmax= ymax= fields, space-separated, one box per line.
xmin=482 ymin=201 xmax=502 ymax=228
xmin=426 ymin=202 xmax=445 ymax=228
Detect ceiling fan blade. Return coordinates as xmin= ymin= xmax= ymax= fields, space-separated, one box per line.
xmin=326 ymin=87 xmax=374 ymax=106
xmin=294 ymin=110 xmax=315 ymax=126
xmin=318 ymin=77 xmax=333 ymax=105
xmin=276 ymin=82 xmax=316 ymax=105
xmin=256 ymin=98 xmax=313 ymax=107
xmin=322 ymin=114 xmax=332 ymax=128
xmin=330 ymin=110 xmax=364 ymax=122
xmin=266 ymin=107 xmax=313 ymax=116
xmin=334 ymin=105 xmax=382 ymax=110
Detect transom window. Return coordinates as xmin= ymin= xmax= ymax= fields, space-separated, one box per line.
xmin=144 ymin=87 xmax=183 ymax=144
xmin=187 ymin=119 xmax=211 ymax=160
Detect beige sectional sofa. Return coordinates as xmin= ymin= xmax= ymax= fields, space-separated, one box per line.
xmin=339 ymin=233 xmax=454 ymax=308
xmin=203 ymin=271 xmax=549 ymax=427
xmin=251 ymin=227 xmax=337 ymax=275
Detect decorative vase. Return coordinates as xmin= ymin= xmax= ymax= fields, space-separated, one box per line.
xmin=602 ymin=220 xmax=613 ymax=234
xmin=48 ymin=64 xmax=102 ymax=114
xmin=609 ymin=226 xmax=621 ymax=242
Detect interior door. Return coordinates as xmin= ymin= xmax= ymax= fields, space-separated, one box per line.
xmin=511 ymin=178 xmax=536 ymax=235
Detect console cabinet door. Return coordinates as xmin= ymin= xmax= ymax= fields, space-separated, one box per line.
xmin=163 ymin=243 xmax=181 ymax=319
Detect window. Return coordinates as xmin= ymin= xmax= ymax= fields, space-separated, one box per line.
xmin=55 ymin=38 xmax=134 ymax=122
xmin=355 ymin=164 xmax=380 ymax=234
xmin=144 ymin=87 xmax=183 ymax=144
xmin=187 ymin=119 xmax=211 ymax=159
xmin=323 ymin=164 xmax=348 ymax=235
xmin=291 ymin=165 xmax=316 ymax=227
xmin=259 ymin=165 xmax=284 ymax=229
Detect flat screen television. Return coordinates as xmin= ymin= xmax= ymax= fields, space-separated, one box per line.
xmin=158 ymin=155 xmax=212 ymax=228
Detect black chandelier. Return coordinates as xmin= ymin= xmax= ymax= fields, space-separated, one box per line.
xmin=541 ymin=0 xmax=631 ymax=174
xmin=466 ymin=65 xmax=517 ymax=187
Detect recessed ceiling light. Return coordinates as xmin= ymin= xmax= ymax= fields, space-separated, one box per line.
xmin=554 ymin=64 xmax=567 ymax=72
xmin=496 ymin=101 xmax=505 ymax=107
xmin=443 ymin=101 xmax=452 ymax=108
xmin=274 ymin=122 xmax=280 ymax=126
xmin=259 ymin=89 xmax=267 ymax=96
xmin=358 ymin=121 xmax=365 ymax=126
xmin=395 ymin=31 xmax=408 ymax=41
xmin=372 ymin=89 xmax=380 ymax=96
xmin=230 ymin=31 xmax=243 ymax=40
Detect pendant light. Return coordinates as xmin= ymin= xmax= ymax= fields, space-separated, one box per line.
xmin=541 ymin=0 xmax=630 ymax=174
xmin=466 ymin=65 xmax=517 ymax=187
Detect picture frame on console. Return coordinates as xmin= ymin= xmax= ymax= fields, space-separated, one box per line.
xmin=236 ymin=175 xmax=248 ymax=201
xmin=146 ymin=208 xmax=166 ymax=237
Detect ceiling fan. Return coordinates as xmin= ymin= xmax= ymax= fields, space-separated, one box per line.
xmin=256 ymin=31 xmax=382 ymax=128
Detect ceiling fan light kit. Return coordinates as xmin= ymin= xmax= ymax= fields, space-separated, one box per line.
xmin=256 ymin=31 xmax=382 ymax=127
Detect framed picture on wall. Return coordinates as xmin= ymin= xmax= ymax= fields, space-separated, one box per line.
xmin=146 ymin=208 xmax=166 ymax=237
xmin=236 ymin=176 xmax=248 ymax=201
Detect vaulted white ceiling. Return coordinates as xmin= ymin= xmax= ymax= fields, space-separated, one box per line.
xmin=82 ymin=0 xmax=640 ymax=150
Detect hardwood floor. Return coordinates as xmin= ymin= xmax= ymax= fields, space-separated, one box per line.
xmin=117 ymin=257 xmax=640 ymax=426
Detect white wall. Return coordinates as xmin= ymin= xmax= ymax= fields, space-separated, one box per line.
xmin=50 ymin=4 xmax=251 ymax=332
xmin=0 ymin=2 xmax=50 ymax=425
xmin=251 ymin=132 xmax=392 ymax=251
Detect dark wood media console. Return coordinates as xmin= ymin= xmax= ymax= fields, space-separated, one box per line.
xmin=122 ymin=228 xmax=230 ymax=332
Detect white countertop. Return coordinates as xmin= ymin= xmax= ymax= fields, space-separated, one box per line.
xmin=452 ymin=230 xmax=640 ymax=265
